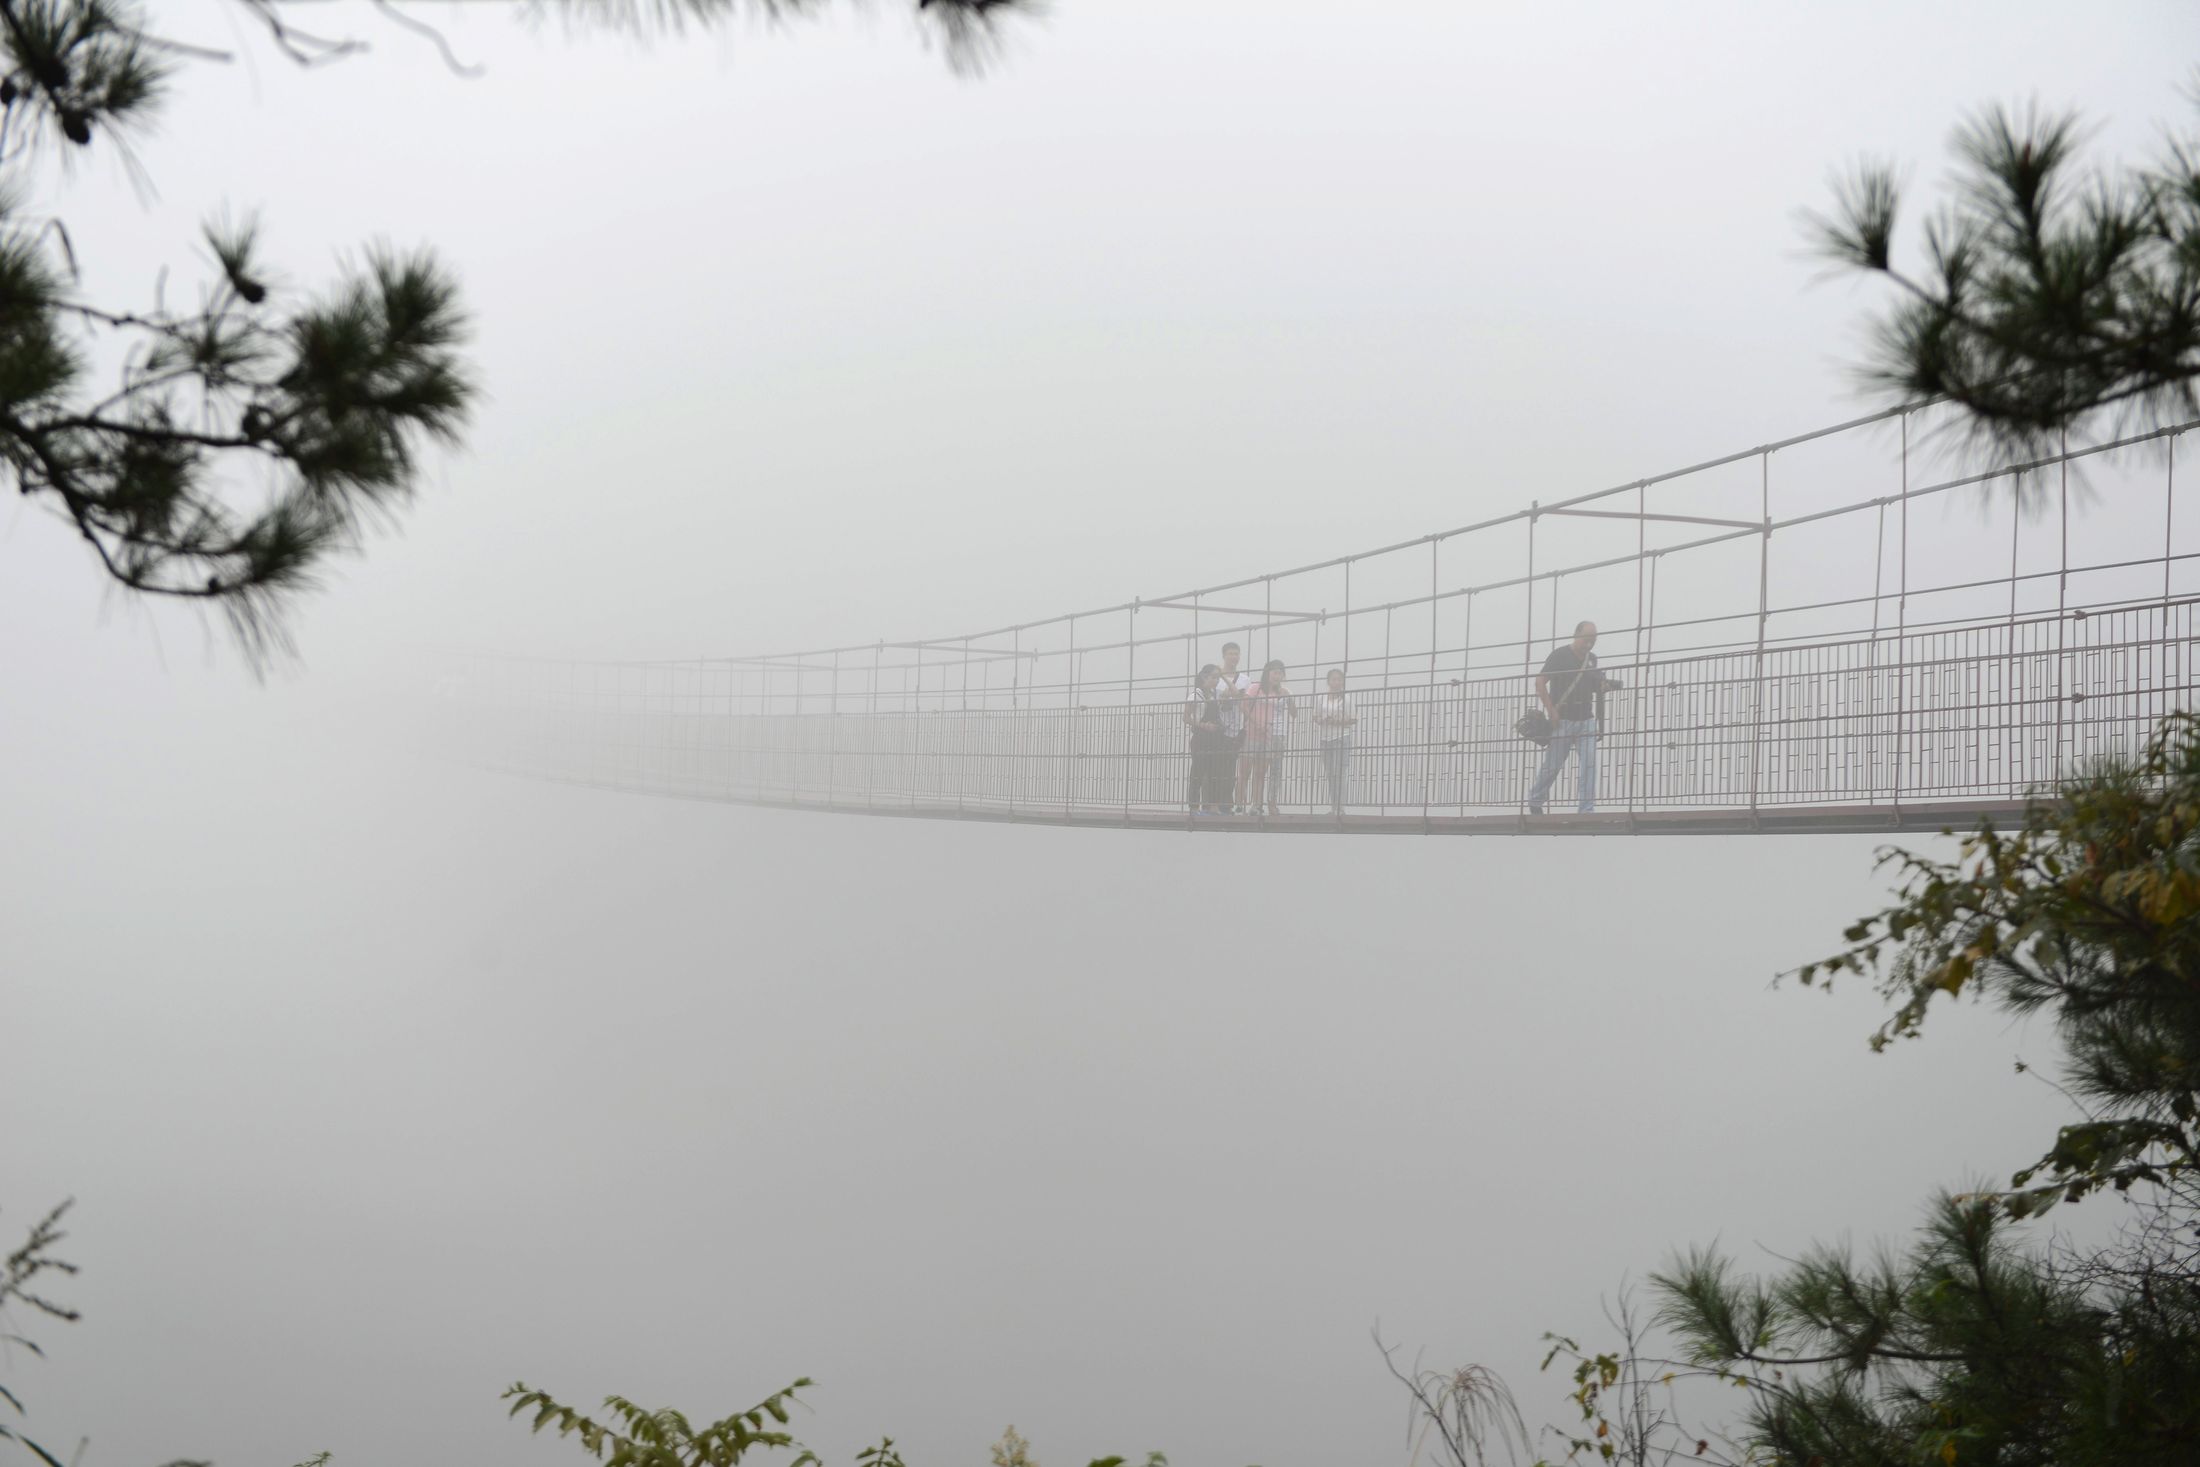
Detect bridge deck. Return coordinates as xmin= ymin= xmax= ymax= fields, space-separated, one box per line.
xmin=525 ymin=776 xmax=2035 ymax=837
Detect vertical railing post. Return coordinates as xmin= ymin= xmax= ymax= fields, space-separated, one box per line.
xmin=1424 ymin=537 xmax=1439 ymax=822
xmin=1868 ymin=499 xmax=1886 ymax=804
xmin=2169 ymin=434 xmax=2182 ymax=743
xmin=1893 ymin=413 xmax=1910 ymax=813
xmin=718 ymin=658 xmax=733 ymax=802
xmin=1010 ymin=626 xmax=1022 ymax=814
xmin=1063 ymin=615 xmax=1076 ymax=818
xmin=1642 ymin=554 xmax=1660 ymax=809
xmin=688 ymin=657 xmax=702 ymax=797
xmin=1460 ymin=589 xmax=1474 ymax=815
xmin=1630 ymin=481 xmax=1647 ymax=819
xmin=1551 ymin=568 xmax=1566 ymax=805
xmin=712 ymin=659 xmax=730 ymax=804
xmin=1126 ymin=600 xmax=1136 ymax=823
xmin=911 ymin=643 xmax=924 ymax=811
xmin=2171 ymin=430 xmax=2184 ymax=741
xmin=1341 ymin=562 xmax=1353 ymax=814
xmin=2166 ymin=432 xmax=2179 ymax=603
xmin=1522 ymin=503 xmax=1537 ymax=815
xmin=759 ymin=659 xmax=773 ymax=799
xmin=2055 ymin=429 xmax=2070 ymax=782
xmin=2005 ymin=472 xmax=2023 ymax=799
xmin=1748 ymin=451 xmax=1771 ymax=818
xmin=1381 ymin=606 xmax=1393 ymax=814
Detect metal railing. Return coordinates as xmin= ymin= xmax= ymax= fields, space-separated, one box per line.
xmin=444 ymin=404 xmax=2200 ymax=834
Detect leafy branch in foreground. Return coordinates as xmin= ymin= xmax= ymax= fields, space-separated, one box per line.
xmin=505 ymin=1381 xmax=1173 ymax=1467
xmin=0 ymin=0 xmax=480 ymax=662
xmin=1607 ymin=709 xmax=2200 ymax=1466
xmin=1652 ymin=1189 xmax=2200 ymax=1467
xmin=1796 ymin=709 xmax=2200 ymax=1218
xmin=1 ymin=210 xmax=474 ymax=660
xmin=1536 ymin=1291 xmax=1733 ymax=1467
xmin=1810 ymin=99 xmax=2200 ymax=475
xmin=0 ymin=0 xmax=1036 ymax=662
xmin=0 ymin=1200 xmax=79 ymax=1467
xmin=506 ymin=1378 xmax=826 ymax=1467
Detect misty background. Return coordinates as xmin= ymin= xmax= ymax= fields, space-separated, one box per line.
xmin=3 ymin=3 xmax=2191 ymax=1463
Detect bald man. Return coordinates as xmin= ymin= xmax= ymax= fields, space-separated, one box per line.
xmin=1527 ymin=620 xmax=1613 ymax=815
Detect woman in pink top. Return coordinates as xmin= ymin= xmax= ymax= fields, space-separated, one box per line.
xmin=1238 ymin=659 xmax=1295 ymax=816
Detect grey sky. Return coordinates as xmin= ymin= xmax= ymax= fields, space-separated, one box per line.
xmin=2 ymin=3 xmax=2190 ymax=1464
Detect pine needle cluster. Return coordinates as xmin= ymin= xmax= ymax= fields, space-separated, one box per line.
xmin=1644 ymin=714 xmax=2200 ymax=1465
xmin=0 ymin=1201 xmax=78 ymax=1467
xmin=1811 ymin=99 xmax=2200 ymax=478
xmin=0 ymin=0 xmax=1034 ymax=662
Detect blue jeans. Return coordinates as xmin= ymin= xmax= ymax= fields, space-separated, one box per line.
xmin=1527 ymin=718 xmax=1598 ymax=812
xmin=1320 ymin=737 xmax=1352 ymax=810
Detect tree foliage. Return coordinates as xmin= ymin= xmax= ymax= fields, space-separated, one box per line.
xmin=1812 ymin=100 xmax=2200 ymax=471
xmin=1651 ymin=1189 xmax=2200 ymax=1467
xmin=0 ymin=0 xmax=1032 ymax=661
xmin=1535 ymin=1293 xmax=1723 ymax=1467
xmin=1797 ymin=710 xmax=2200 ymax=1219
xmin=505 ymin=1380 xmax=1172 ymax=1467
xmin=988 ymin=1427 xmax=1038 ymax=1467
xmin=1636 ymin=714 xmax=2200 ymax=1466
xmin=505 ymin=1378 xmax=829 ymax=1467
xmin=0 ymin=1201 xmax=78 ymax=1467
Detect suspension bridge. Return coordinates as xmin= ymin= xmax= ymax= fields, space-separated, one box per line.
xmin=448 ymin=403 xmax=2200 ymax=835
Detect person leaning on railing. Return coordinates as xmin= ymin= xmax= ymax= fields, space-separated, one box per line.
xmin=1526 ymin=620 xmax=1620 ymax=816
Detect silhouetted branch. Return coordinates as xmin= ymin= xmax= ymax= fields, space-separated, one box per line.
xmin=1813 ymin=101 xmax=2200 ymax=475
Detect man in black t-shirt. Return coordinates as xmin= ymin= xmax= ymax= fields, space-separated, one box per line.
xmin=1527 ymin=620 xmax=1612 ymax=814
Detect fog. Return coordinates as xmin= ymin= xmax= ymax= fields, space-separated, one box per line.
xmin=2 ymin=3 xmax=2188 ymax=1464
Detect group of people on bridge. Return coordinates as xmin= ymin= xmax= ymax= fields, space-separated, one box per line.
xmin=1182 ymin=641 xmax=1358 ymax=817
xmin=1179 ymin=621 xmax=1618 ymax=819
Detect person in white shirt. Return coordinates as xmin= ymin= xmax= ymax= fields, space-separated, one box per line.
xmin=1312 ymin=667 xmax=1357 ymax=816
xmin=1214 ymin=640 xmax=1255 ymax=812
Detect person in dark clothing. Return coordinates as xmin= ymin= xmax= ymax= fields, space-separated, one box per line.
xmin=1526 ymin=620 xmax=1616 ymax=814
xmin=1184 ymin=664 xmax=1230 ymax=815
